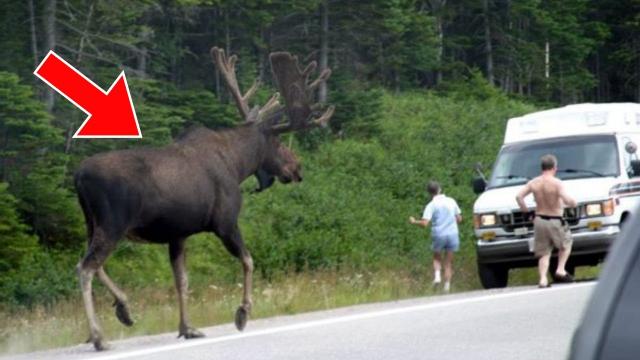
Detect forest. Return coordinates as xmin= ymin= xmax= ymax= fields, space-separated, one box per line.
xmin=0 ymin=0 xmax=638 ymax=312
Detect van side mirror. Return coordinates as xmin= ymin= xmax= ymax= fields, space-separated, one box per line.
xmin=472 ymin=177 xmax=487 ymax=194
xmin=625 ymin=141 xmax=637 ymax=155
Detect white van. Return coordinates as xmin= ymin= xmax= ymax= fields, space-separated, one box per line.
xmin=472 ymin=103 xmax=640 ymax=288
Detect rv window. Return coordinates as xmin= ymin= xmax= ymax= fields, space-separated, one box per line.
xmin=488 ymin=135 xmax=619 ymax=189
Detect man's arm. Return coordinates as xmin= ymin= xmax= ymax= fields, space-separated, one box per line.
xmin=558 ymin=181 xmax=577 ymax=208
xmin=454 ymin=200 xmax=462 ymax=223
xmin=409 ymin=216 xmax=430 ymax=228
xmin=516 ymin=182 xmax=532 ymax=213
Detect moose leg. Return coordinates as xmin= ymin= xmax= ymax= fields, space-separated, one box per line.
xmin=219 ymin=226 xmax=254 ymax=331
xmin=96 ymin=267 xmax=134 ymax=327
xmin=77 ymin=228 xmax=117 ymax=351
xmin=169 ymin=239 xmax=204 ymax=339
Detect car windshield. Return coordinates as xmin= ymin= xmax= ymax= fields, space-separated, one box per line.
xmin=488 ymin=135 xmax=619 ymax=189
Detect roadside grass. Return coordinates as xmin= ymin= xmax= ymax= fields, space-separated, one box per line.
xmin=0 ymin=260 xmax=482 ymax=355
xmin=509 ymin=263 xmax=602 ymax=285
xmin=0 ymin=258 xmax=601 ymax=355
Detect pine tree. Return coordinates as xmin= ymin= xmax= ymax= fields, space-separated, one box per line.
xmin=0 ymin=182 xmax=38 ymax=275
xmin=0 ymin=71 xmax=84 ymax=248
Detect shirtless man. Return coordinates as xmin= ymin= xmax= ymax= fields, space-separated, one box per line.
xmin=516 ymin=154 xmax=577 ymax=287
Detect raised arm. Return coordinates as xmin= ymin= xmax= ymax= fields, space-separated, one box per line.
xmin=516 ymin=182 xmax=532 ymax=213
xmin=409 ymin=216 xmax=430 ymax=228
xmin=410 ymin=202 xmax=433 ymax=228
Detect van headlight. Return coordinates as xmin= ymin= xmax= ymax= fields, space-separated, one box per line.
xmin=474 ymin=213 xmax=497 ymax=228
xmin=585 ymin=199 xmax=615 ymax=217
xmin=585 ymin=203 xmax=602 ymax=216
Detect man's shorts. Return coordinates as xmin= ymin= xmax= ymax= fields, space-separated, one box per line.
xmin=533 ymin=216 xmax=573 ymax=257
xmin=432 ymin=233 xmax=460 ymax=252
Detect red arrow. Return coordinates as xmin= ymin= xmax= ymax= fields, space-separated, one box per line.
xmin=34 ymin=51 xmax=141 ymax=138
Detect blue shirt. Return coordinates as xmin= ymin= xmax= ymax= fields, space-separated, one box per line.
xmin=422 ymin=194 xmax=461 ymax=238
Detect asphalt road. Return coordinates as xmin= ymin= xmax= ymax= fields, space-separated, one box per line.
xmin=2 ymin=282 xmax=593 ymax=360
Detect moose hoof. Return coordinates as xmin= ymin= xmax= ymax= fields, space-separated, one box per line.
xmin=90 ymin=336 xmax=111 ymax=351
xmin=179 ymin=327 xmax=205 ymax=339
xmin=235 ymin=306 xmax=249 ymax=331
xmin=113 ymin=300 xmax=134 ymax=327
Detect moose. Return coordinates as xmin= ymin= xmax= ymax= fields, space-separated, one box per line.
xmin=73 ymin=47 xmax=334 ymax=351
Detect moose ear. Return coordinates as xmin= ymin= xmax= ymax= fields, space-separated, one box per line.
xmin=254 ymin=168 xmax=275 ymax=193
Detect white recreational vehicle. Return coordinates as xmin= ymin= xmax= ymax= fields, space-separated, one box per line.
xmin=472 ymin=103 xmax=640 ymax=288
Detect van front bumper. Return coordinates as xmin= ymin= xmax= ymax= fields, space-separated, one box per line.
xmin=476 ymin=225 xmax=619 ymax=267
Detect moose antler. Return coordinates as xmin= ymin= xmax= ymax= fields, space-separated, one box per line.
xmin=210 ymin=47 xmax=282 ymax=123
xmin=268 ymin=52 xmax=334 ymax=132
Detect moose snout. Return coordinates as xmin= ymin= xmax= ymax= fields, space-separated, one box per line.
xmin=279 ymin=168 xmax=302 ymax=184
xmin=293 ymin=169 xmax=303 ymax=182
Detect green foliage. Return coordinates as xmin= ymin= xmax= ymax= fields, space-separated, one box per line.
xmin=0 ymin=72 xmax=61 ymax=173
xmin=0 ymin=183 xmax=38 ymax=275
xmin=0 ymin=72 xmax=84 ymax=248
xmin=13 ymin=162 xmax=85 ymax=248
xmin=0 ymin=249 xmax=78 ymax=307
xmin=0 ymin=183 xmax=78 ymax=307
xmin=130 ymin=79 xmax=238 ymax=144
xmin=297 ymin=72 xmax=385 ymax=149
xmin=437 ymin=68 xmax=507 ymax=101
xmin=327 ymin=73 xmax=384 ymax=139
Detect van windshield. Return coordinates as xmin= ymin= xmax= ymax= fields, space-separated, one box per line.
xmin=487 ymin=135 xmax=619 ymax=189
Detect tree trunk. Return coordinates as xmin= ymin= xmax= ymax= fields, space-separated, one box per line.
xmin=257 ymin=28 xmax=268 ymax=83
xmin=43 ymin=0 xmax=57 ymax=111
xmin=225 ymin=10 xmax=231 ymax=55
xmin=435 ymin=15 xmax=443 ymax=84
xmin=137 ymin=28 xmax=149 ymax=78
xmin=483 ymin=0 xmax=494 ymax=85
xmin=636 ymin=38 xmax=640 ymax=102
xmin=545 ymin=41 xmax=550 ymax=79
xmin=213 ymin=8 xmax=221 ymax=99
xmin=378 ymin=41 xmax=385 ymax=85
xmin=427 ymin=0 xmax=446 ymax=85
xmin=545 ymin=40 xmax=551 ymax=100
xmin=318 ymin=0 xmax=329 ymax=103
xmin=28 ymin=0 xmax=39 ymax=69
xmin=76 ymin=2 xmax=94 ymax=64
xmin=595 ymin=51 xmax=601 ymax=101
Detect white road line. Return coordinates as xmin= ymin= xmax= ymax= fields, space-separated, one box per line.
xmin=88 ymin=283 xmax=594 ymax=360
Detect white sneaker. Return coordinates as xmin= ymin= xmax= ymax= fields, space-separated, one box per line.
xmin=434 ymin=270 xmax=441 ymax=284
xmin=443 ymin=282 xmax=451 ymax=293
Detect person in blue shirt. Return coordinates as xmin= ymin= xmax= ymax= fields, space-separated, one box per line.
xmin=409 ymin=181 xmax=462 ymax=292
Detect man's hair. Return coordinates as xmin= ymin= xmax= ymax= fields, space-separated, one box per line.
xmin=541 ymin=154 xmax=557 ymax=171
xmin=427 ymin=181 xmax=441 ymax=195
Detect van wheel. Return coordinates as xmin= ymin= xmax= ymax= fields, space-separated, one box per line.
xmin=478 ymin=262 xmax=509 ymax=289
xmin=621 ymin=212 xmax=629 ymax=229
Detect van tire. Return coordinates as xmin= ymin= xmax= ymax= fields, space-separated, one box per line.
xmin=478 ymin=262 xmax=509 ymax=289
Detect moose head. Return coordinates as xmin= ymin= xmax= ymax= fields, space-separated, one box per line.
xmin=210 ymin=47 xmax=333 ymax=191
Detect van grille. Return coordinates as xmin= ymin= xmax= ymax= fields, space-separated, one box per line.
xmin=501 ymin=208 xmax=580 ymax=233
